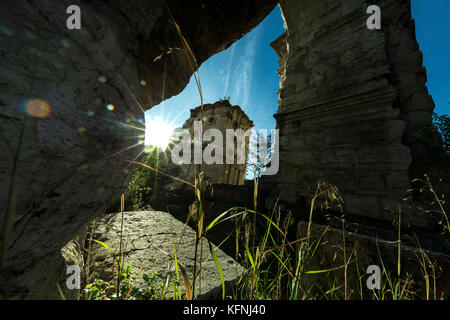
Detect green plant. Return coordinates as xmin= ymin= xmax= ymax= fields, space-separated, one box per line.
xmin=411 ymin=174 xmax=449 ymax=234
xmin=83 ymin=179 xmax=448 ymax=301
xmin=82 ymin=261 xmax=162 ymax=300
xmin=125 ymin=150 xmax=168 ymax=211
xmin=82 ymin=195 xmax=164 ymax=300
xmin=432 ymin=113 xmax=450 ymax=154
xmin=89 ymin=12 xmax=447 ymax=300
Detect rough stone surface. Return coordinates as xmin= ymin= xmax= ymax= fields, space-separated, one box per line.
xmin=171 ymin=100 xmax=254 ymax=186
xmin=84 ymin=211 xmax=243 ymax=299
xmin=0 ymin=0 xmax=277 ymax=298
xmin=274 ymin=0 xmax=436 ymax=226
xmin=0 ymin=0 xmax=442 ymax=299
xmin=60 ymin=231 xmax=87 ymax=299
xmin=150 ymin=181 xmax=267 ymax=259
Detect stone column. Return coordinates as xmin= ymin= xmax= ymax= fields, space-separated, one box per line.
xmin=276 ymin=0 xmax=434 ymax=226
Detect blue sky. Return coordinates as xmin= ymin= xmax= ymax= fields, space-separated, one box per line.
xmin=146 ymin=2 xmax=449 ymax=131
xmin=412 ymin=0 xmax=449 ymax=116
xmin=146 ymin=6 xmax=285 ymax=131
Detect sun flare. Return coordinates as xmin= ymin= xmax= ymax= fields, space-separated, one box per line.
xmin=144 ymin=116 xmax=174 ymax=149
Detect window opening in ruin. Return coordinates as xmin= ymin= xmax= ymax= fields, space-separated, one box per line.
xmin=143 ymin=5 xmax=285 ymax=184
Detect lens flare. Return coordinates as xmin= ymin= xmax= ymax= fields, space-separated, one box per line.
xmin=106 ymin=104 xmax=115 ymax=111
xmin=145 ymin=117 xmax=174 ymax=149
xmin=22 ymin=99 xmax=52 ymax=119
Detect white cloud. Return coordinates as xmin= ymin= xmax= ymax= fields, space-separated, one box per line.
xmin=223 ymin=44 xmax=236 ymax=96
xmin=231 ymin=29 xmax=260 ymax=108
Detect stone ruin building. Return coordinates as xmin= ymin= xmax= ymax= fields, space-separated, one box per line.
xmin=171 ymin=100 xmax=254 ymax=186
xmin=270 ymin=2 xmax=438 ymax=229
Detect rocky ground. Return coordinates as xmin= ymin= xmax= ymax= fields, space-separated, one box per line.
xmin=79 ymin=211 xmax=243 ymax=300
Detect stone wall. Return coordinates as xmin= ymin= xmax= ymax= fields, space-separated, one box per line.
xmin=274 ymin=0 xmax=436 ymax=227
xmin=0 ymin=0 xmax=277 ymax=299
xmin=0 ymin=0 xmax=442 ymax=299
xmin=172 ymin=100 xmax=254 ymax=186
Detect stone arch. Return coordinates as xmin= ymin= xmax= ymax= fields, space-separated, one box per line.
xmin=0 ymin=0 xmax=279 ymax=298
xmin=0 ymin=0 xmax=438 ymax=298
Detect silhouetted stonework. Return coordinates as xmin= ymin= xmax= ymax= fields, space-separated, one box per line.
xmin=0 ymin=0 xmax=277 ymax=299
xmin=0 ymin=0 xmax=444 ymax=299
xmin=273 ymin=0 xmax=436 ymax=227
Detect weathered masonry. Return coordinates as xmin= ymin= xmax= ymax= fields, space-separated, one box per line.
xmin=272 ymin=0 xmax=436 ymax=227
xmin=174 ymin=100 xmax=254 ymax=186
xmin=0 ymin=0 xmax=439 ymax=298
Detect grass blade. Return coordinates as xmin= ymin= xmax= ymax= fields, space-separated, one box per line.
xmin=179 ymin=263 xmax=192 ymax=300
xmin=209 ymin=241 xmax=226 ymax=300
xmin=205 ymin=208 xmax=236 ymax=231
xmin=245 ymin=244 xmax=256 ymax=272
xmin=92 ymin=239 xmax=111 ymax=251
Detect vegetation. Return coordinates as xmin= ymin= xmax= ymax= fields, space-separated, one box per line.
xmin=3 ymin=4 xmax=449 ymax=302
xmin=124 ymin=148 xmax=175 ymax=211
xmin=432 ymin=113 xmax=450 ymax=154
xmin=82 ymin=168 xmax=449 ymax=300
xmin=66 ymin=110 xmax=450 ymax=301
xmin=82 ymin=25 xmax=450 ymax=299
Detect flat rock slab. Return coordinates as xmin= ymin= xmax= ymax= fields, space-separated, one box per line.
xmin=86 ymin=211 xmax=242 ymax=299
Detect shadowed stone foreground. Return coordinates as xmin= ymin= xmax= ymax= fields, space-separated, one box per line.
xmin=83 ymin=211 xmax=242 ymax=299
xmin=0 ymin=0 xmax=277 ymax=298
xmin=0 ymin=0 xmax=445 ymax=299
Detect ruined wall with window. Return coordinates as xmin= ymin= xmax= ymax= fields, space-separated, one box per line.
xmin=174 ymin=100 xmax=254 ymax=185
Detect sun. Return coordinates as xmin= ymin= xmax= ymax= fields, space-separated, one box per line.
xmin=144 ymin=116 xmax=174 ymax=149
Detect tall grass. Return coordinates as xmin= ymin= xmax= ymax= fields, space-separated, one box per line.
xmin=81 ymin=172 xmax=448 ymax=300
xmin=413 ymin=174 xmax=449 ymax=234
xmin=0 ymin=34 xmax=41 ymax=288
